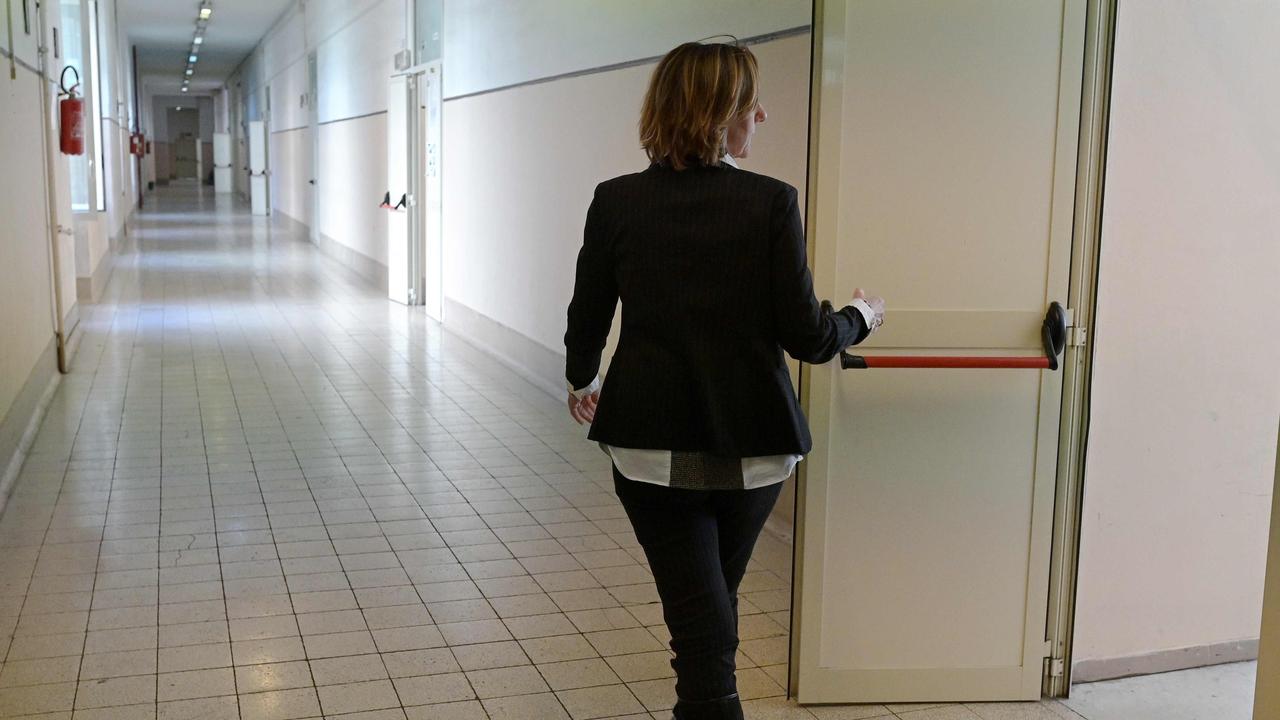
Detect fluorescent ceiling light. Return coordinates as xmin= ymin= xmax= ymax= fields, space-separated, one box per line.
xmin=199 ymin=8 xmax=212 ymax=19
xmin=181 ymin=87 xmax=188 ymax=92
xmin=177 ymin=106 xmax=183 ymax=110
xmin=193 ymin=36 xmax=203 ymax=44
xmin=189 ymin=55 xmax=198 ymax=62
xmin=186 ymin=69 xmax=193 ymax=75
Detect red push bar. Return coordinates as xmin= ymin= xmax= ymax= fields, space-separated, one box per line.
xmin=850 ymin=355 xmax=1052 ymax=370
xmin=838 ymin=302 xmax=1068 ymax=372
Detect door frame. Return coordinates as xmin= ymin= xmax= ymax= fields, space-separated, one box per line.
xmin=263 ymin=85 xmax=272 ymax=212
xmin=789 ymin=0 xmax=1116 ymax=701
xmin=308 ymin=52 xmax=320 ymax=245
xmin=412 ymin=60 xmax=443 ymax=321
xmin=387 ymin=61 xmax=444 ymax=316
xmin=1042 ymin=0 xmax=1117 ymax=696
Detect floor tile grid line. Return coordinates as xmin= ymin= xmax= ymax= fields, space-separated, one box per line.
xmin=194 ymin=309 xmax=246 ymax=720
xmin=0 ymin=433 xmax=67 ymax=671
xmin=43 ymin=304 xmax=132 ymax=715
xmin=256 ymin=245 xmax=644 ymax=719
xmin=256 ymin=320 xmax=455 ymax=720
xmin=277 ymin=304 xmax=559 ymax=720
xmin=64 ymin=311 xmax=130 ymax=716
xmin=200 ymin=267 xmax=318 ymax=720
xmin=159 ymin=297 xmax=187 ymax=716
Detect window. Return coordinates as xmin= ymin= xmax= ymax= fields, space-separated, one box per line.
xmin=414 ymin=0 xmax=442 ymax=64
xmin=61 ymin=0 xmax=91 ymax=210
xmin=88 ymin=0 xmax=106 ymax=211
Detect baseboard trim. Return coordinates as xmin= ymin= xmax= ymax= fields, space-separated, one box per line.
xmin=275 ymin=210 xmax=389 ymax=293
xmin=443 ymin=298 xmax=566 ymax=400
xmin=1072 ymin=638 xmax=1259 ymax=683
xmin=77 ymin=249 xmax=115 ymax=302
xmin=318 ymin=232 xmax=386 ymax=292
xmin=0 ymin=337 xmax=63 ymax=518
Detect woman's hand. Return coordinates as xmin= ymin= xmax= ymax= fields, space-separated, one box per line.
xmin=853 ymin=288 xmax=886 ymax=332
xmin=568 ymin=391 xmax=600 ymax=425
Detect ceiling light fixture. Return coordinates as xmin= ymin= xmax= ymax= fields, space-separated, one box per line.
xmin=186 ymin=4 xmax=212 ymax=85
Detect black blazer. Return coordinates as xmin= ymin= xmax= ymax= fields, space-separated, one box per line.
xmin=564 ymin=163 xmax=869 ymax=457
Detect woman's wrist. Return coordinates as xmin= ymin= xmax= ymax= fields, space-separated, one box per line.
xmin=568 ymin=375 xmax=603 ymax=398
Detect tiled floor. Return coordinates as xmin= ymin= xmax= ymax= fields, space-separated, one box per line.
xmin=0 ymin=184 xmax=1242 ymax=720
xmin=1062 ymin=661 xmax=1256 ymax=720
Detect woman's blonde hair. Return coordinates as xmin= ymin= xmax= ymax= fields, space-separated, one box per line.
xmin=639 ymin=41 xmax=760 ymax=170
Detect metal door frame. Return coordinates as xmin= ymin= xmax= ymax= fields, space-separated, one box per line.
xmin=412 ymin=60 xmax=443 ymax=321
xmin=308 ymin=52 xmax=320 ymax=245
xmin=1042 ymin=0 xmax=1117 ymax=697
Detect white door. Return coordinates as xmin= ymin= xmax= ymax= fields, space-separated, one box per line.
xmin=794 ymin=0 xmax=1086 ymax=703
xmin=213 ymin=132 xmax=232 ymax=193
xmin=308 ymin=53 xmax=321 ymax=245
xmin=248 ymin=120 xmax=269 ymax=215
xmin=386 ymin=74 xmax=414 ymax=305
xmin=419 ymin=62 xmax=443 ymax=320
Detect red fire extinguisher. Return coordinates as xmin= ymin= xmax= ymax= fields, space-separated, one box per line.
xmin=59 ymin=66 xmax=85 ymax=156
xmin=130 ymin=133 xmax=143 ymax=156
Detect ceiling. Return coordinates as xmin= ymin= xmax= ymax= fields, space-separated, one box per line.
xmin=120 ymin=0 xmax=295 ymax=95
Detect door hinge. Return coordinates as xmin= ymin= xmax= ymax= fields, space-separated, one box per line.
xmin=1049 ymin=657 xmax=1065 ymax=677
xmin=1068 ymin=327 xmax=1088 ymax=347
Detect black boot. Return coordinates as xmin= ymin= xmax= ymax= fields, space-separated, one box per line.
xmin=672 ymin=692 xmax=744 ymax=720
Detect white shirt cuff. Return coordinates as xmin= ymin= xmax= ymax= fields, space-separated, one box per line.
xmin=568 ymin=375 xmax=602 ymax=399
xmin=847 ymin=298 xmax=878 ymax=334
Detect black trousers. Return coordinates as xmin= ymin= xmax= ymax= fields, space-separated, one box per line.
xmin=613 ymin=467 xmax=784 ymax=720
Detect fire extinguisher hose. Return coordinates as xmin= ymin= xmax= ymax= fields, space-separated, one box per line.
xmin=59 ymin=65 xmax=80 ymax=97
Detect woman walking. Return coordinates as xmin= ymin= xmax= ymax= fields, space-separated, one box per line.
xmin=564 ymin=41 xmax=884 ymax=720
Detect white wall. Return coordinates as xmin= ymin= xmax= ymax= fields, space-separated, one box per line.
xmin=226 ymin=0 xmax=404 ymax=272
xmin=1 ymin=0 xmax=137 ymax=503
xmin=317 ymin=114 xmax=388 ymax=262
xmin=443 ymin=0 xmax=809 ymax=98
xmin=442 ymin=32 xmax=812 ymax=362
xmin=271 ymin=127 xmax=312 ymax=226
xmin=229 ymin=0 xmax=810 ymax=291
xmin=98 ymin=0 xmax=140 ymax=240
xmin=1074 ymin=0 xmax=1280 ymax=676
xmin=0 ymin=9 xmax=58 ymax=426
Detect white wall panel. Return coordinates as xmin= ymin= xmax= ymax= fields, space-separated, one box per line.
xmin=442 ymin=34 xmax=811 ymax=355
xmin=270 ymin=127 xmax=312 ymax=225
xmin=316 ymin=0 xmax=403 ymax=123
xmin=270 ymin=58 xmax=311 ymax=132
xmin=0 ymin=71 xmax=56 ymax=430
xmin=0 ymin=0 xmax=42 ymax=66
xmin=305 ymin=0 xmax=387 ymax=50
xmin=318 ymin=113 xmax=388 ymax=265
xmin=443 ymin=0 xmax=809 ymax=98
xmin=1075 ymin=0 xmax=1280 ymax=669
xmin=261 ymin=7 xmax=307 ymax=82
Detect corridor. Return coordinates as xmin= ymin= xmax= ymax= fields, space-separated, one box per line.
xmin=0 ymin=185 xmax=801 ymax=720
xmin=0 ymin=181 xmax=1254 ymax=720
